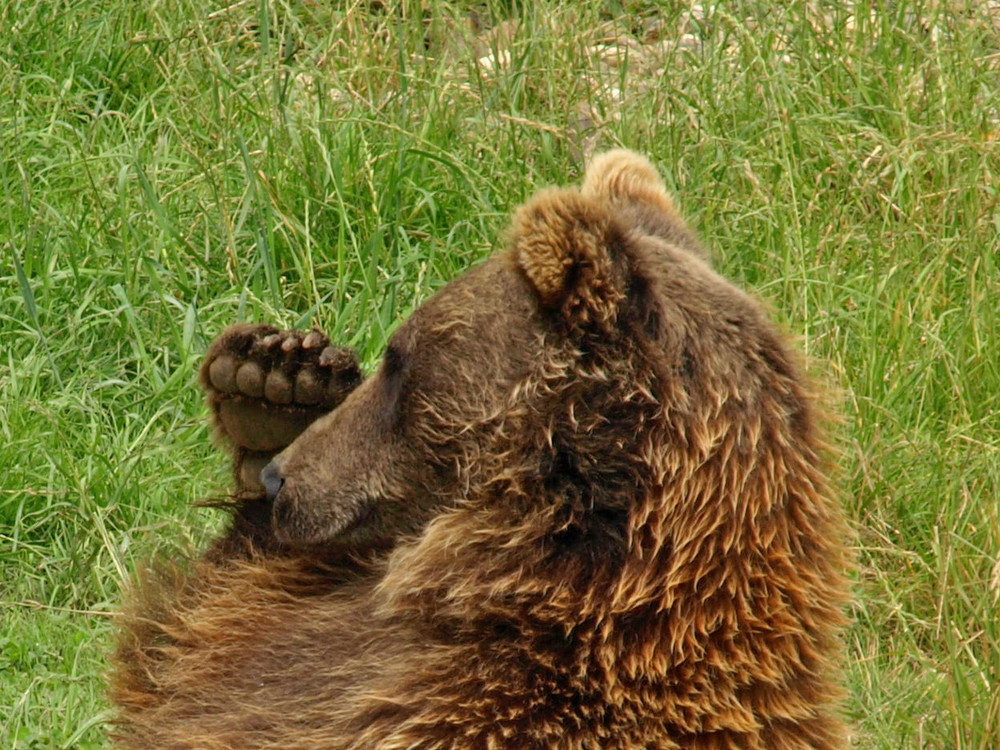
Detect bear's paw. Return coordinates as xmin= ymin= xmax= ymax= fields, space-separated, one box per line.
xmin=200 ymin=323 xmax=362 ymax=491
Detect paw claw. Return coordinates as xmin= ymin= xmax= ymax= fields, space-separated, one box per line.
xmin=320 ymin=346 xmax=357 ymax=372
xmin=302 ymin=330 xmax=327 ymax=350
xmin=318 ymin=346 xmax=338 ymax=367
xmin=281 ymin=334 xmax=301 ymax=354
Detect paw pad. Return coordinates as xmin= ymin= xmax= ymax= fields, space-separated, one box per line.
xmin=200 ymin=323 xmax=362 ymax=455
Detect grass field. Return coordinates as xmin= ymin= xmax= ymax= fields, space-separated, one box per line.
xmin=2 ymin=1 xmax=999 ymax=747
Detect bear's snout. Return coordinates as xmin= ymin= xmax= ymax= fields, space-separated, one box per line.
xmin=260 ymin=461 xmax=285 ymax=503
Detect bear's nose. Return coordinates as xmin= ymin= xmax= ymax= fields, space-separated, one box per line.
xmin=260 ymin=462 xmax=285 ymax=502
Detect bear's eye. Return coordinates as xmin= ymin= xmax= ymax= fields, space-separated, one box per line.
xmin=380 ymin=342 xmax=410 ymax=426
xmin=383 ymin=343 xmax=405 ymax=378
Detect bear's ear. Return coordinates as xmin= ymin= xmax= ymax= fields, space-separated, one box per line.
xmin=581 ymin=149 xmax=705 ymax=262
xmin=511 ymin=187 xmax=628 ymax=331
xmin=581 ymin=149 xmax=679 ymax=219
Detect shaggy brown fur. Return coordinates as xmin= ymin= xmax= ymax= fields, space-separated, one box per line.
xmin=110 ymin=150 xmax=850 ymax=749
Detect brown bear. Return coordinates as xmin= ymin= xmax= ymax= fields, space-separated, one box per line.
xmin=110 ymin=150 xmax=851 ymax=749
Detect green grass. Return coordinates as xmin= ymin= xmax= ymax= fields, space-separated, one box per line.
xmin=2 ymin=0 xmax=998 ymax=747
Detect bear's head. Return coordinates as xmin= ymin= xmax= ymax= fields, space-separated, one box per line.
xmin=262 ymin=151 xmax=834 ymax=625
